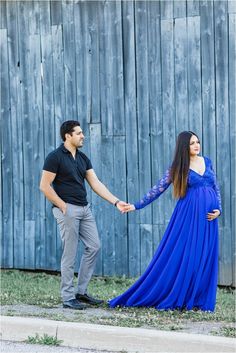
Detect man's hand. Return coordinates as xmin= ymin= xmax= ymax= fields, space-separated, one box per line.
xmin=116 ymin=201 xmax=130 ymax=212
xmin=61 ymin=203 xmax=67 ymax=215
xmin=116 ymin=202 xmax=135 ymax=213
xmin=207 ymin=209 xmax=220 ymax=221
xmin=40 ymin=170 xmax=66 ymax=211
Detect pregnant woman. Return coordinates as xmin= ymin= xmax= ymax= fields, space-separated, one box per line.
xmin=109 ymin=131 xmax=222 ymax=312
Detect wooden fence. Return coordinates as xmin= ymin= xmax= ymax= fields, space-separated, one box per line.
xmin=0 ymin=0 xmax=235 ymax=286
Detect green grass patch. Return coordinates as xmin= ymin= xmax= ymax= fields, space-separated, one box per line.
xmin=211 ymin=326 xmax=236 ymax=338
xmin=26 ymin=333 xmax=63 ymax=346
xmin=0 ymin=270 xmax=61 ymax=307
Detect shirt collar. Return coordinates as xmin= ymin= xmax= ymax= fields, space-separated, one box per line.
xmin=60 ymin=143 xmax=79 ymax=155
xmin=60 ymin=144 xmax=70 ymax=153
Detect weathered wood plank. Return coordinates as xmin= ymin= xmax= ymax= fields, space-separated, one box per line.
xmin=200 ymin=1 xmax=216 ymax=165
xmin=6 ymin=1 xmax=24 ymax=268
xmin=0 ymin=147 xmax=2 ymax=267
xmin=161 ymin=19 xmax=176 ymax=161
xmin=135 ymin=0 xmax=152 ymax=227
xmin=0 ymin=1 xmax=7 ymax=29
xmin=187 ymin=16 xmax=202 ymax=140
xmin=41 ymin=32 xmax=57 ymax=270
xmin=50 ymin=0 xmax=62 ymax=25
xmin=39 ymin=0 xmax=51 ymax=35
xmin=51 ymin=23 xmax=65 ymax=269
xmin=0 ymin=28 xmax=13 ymax=268
xmin=28 ymin=0 xmax=40 ymax=35
xmin=101 ymin=136 xmax=115 ymax=276
xmin=24 ymin=221 xmax=35 ymax=269
xmin=153 ymin=225 xmax=167 ymax=254
xmin=160 ymin=0 xmax=173 ymax=19
xmin=122 ymin=0 xmax=140 ymax=277
xmin=17 ymin=2 xmax=36 ymax=269
xmin=187 ymin=0 xmax=199 ymax=16
xmin=228 ymin=0 xmax=236 ymax=13
xmin=62 ymin=0 xmax=77 ymax=119
xmin=99 ymin=0 xmax=114 ymax=135
xmin=85 ymin=1 xmax=100 ymax=124
xmin=112 ymin=1 xmax=125 ymax=136
xmin=140 ymin=224 xmax=153 ymax=274
xmin=174 ymin=0 xmax=186 ymax=18
xmin=161 ymin=19 xmax=176 ymax=222
xmin=147 ymin=0 xmax=164 ymax=227
xmin=24 ymin=33 xmax=42 ymax=270
xmin=74 ymin=2 xmax=89 ymax=135
xmin=214 ymin=0 xmax=232 ymax=285
xmin=114 ymin=136 xmax=128 ymax=276
xmin=174 ymin=17 xmax=188 ymax=134
xmin=128 ymin=224 xmax=141 ymax=276
xmin=228 ymin=13 xmax=236 ymax=286
xmin=89 ymin=124 xmax=103 ymax=275
xmin=51 ymin=25 xmax=65 ymax=147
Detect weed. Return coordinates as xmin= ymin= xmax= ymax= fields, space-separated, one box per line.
xmin=26 ymin=333 xmax=63 ymax=346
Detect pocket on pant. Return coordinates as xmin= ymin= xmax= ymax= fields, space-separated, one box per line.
xmin=52 ymin=206 xmax=64 ymax=220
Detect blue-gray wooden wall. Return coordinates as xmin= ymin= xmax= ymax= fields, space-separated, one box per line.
xmin=0 ymin=0 xmax=235 ymax=286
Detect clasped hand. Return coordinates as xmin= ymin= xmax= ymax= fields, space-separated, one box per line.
xmin=116 ymin=201 xmax=135 ymax=213
xmin=207 ymin=209 xmax=220 ymax=221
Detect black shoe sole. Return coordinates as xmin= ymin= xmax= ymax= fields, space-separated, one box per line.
xmin=63 ymin=304 xmax=87 ymax=310
xmin=83 ymin=301 xmax=104 ymax=306
xmin=76 ymin=297 xmax=104 ymax=306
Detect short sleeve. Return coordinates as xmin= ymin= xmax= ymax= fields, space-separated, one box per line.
xmin=43 ymin=152 xmax=59 ymax=174
xmin=86 ymin=157 xmax=93 ymax=170
xmin=79 ymin=151 xmax=93 ymax=170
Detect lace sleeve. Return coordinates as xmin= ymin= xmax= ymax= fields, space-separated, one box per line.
xmin=134 ymin=168 xmax=172 ymax=210
xmin=209 ymin=159 xmax=222 ymax=214
xmin=213 ymin=181 xmax=222 ymax=214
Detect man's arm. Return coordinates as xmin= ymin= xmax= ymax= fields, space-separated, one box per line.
xmin=39 ymin=170 xmax=67 ymax=214
xmin=85 ymin=169 xmax=128 ymax=211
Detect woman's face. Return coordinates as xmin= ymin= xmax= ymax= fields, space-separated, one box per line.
xmin=189 ymin=134 xmax=200 ymax=156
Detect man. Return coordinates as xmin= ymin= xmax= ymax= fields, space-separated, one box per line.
xmin=40 ymin=120 xmax=128 ymax=309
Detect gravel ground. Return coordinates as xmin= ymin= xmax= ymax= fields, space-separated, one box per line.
xmin=0 ymin=340 xmax=121 ymax=353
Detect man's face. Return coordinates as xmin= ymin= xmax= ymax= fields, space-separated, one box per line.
xmin=67 ymin=126 xmax=84 ymax=148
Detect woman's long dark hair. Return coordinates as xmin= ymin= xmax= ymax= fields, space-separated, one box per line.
xmin=170 ymin=131 xmax=199 ymax=198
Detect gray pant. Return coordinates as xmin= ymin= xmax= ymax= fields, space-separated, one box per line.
xmin=52 ymin=203 xmax=100 ymax=302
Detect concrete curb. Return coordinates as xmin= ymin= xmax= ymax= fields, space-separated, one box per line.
xmin=0 ymin=316 xmax=235 ymax=352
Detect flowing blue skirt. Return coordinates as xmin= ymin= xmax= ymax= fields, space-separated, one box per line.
xmin=109 ymin=186 xmax=219 ymax=311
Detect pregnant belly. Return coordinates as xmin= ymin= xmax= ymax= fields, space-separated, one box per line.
xmin=203 ymin=187 xmax=219 ymax=212
xmin=180 ymin=186 xmax=219 ymax=213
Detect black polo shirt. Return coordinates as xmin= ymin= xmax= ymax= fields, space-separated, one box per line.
xmin=43 ymin=144 xmax=93 ymax=206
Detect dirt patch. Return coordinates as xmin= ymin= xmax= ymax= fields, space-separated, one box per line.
xmin=1 ymin=304 xmax=235 ymax=337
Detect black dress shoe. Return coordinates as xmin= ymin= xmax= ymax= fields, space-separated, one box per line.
xmin=63 ymin=299 xmax=87 ymax=310
xmin=75 ymin=293 xmax=104 ymax=305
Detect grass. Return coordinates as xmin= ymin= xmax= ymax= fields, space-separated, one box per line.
xmin=1 ymin=269 xmax=235 ymax=337
xmin=26 ymin=333 xmax=63 ymax=346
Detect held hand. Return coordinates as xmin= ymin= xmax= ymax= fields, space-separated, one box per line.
xmin=116 ymin=201 xmax=130 ymax=212
xmin=207 ymin=209 xmax=220 ymax=221
xmin=121 ymin=204 xmax=135 ymax=213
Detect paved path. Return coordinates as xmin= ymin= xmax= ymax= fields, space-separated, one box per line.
xmin=1 ymin=316 xmax=235 ymax=353
xmin=0 ymin=340 xmax=118 ymax=353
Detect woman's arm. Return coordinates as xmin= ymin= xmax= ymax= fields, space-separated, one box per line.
xmin=121 ymin=168 xmax=172 ymax=213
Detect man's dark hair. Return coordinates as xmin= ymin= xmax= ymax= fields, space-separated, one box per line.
xmin=60 ymin=120 xmax=80 ymax=141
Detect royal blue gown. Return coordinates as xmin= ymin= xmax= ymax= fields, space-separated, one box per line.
xmin=109 ymin=156 xmax=222 ymax=312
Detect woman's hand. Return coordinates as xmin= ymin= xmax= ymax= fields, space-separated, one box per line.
xmin=207 ymin=209 xmax=220 ymax=221
xmin=121 ymin=204 xmax=136 ymax=213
